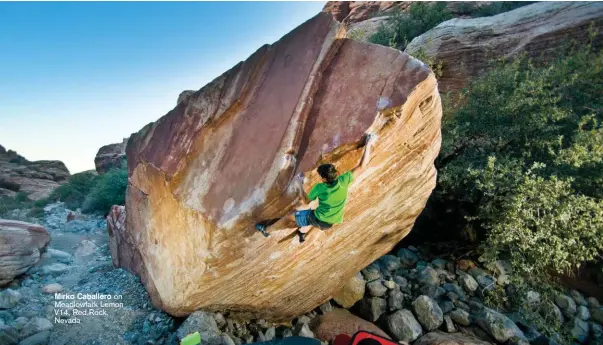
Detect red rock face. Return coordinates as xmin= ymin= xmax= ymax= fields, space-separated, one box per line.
xmin=0 ymin=220 xmax=50 ymax=286
xmin=123 ymin=13 xmax=441 ymax=320
xmin=94 ymin=139 xmax=127 ymax=174
xmin=406 ymin=2 xmax=603 ymax=93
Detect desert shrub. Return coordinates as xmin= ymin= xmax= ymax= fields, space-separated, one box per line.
xmin=369 ymin=2 xmax=453 ymax=50
xmin=46 ymin=171 xmax=98 ymax=210
xmin=468 ymin=2 xmax=536 ymax=18
xmin=0 ymin=178 xmax=20 ymax=192
xmin=0 ymin=192 xmax=32 ymax=216
xmin=434 ymin=30 xmax=603 ymax=280
xmin=82 ymin=167 xmax=127 ymax=214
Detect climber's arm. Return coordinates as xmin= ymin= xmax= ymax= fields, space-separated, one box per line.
xmin=350 ymin=133 xmax=377 ymax=176
xmin=294 ymin=173 xmax=311 ymax=204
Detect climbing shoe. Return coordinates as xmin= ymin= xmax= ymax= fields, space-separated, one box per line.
xmin=255 ymin=223 xmax=270 ymax=237
xmin=297 ymin=230 xmax=306 ymax=243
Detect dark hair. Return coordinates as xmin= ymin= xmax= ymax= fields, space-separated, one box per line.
xmin=317 ymin=164 xmax=338 ymax=185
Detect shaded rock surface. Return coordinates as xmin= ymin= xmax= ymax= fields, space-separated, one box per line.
xmin=0 ymin=146 xmax=69 ymax=201
xmin=122 ymin=12 xmax=441 ymax=319
xmin=94 ymin=139 xmax=127 ymax=174
xmin=0 ymin=220 xmax=50 ymax=285
xmin=333 ymin=273 xmax=366 ymax=308
xmin=312 ymin=308 xmax=388 ymax=341
xmin=406 ymin=2 xmax=603 ymax=92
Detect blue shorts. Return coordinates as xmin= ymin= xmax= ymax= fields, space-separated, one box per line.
xmin=295 ymin=209 xmax=333 ymax=230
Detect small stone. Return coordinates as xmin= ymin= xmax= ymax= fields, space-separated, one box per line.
xmin=431 ymin=259 xmax=448 ymax=270
xmin=439 ymin=301 xmax=454 ymax=314
xmin=388 ymin=289 xmax=404 ymax=311
xmin=468 ymin=268 xmax=496 ymax=291
xmin=475 ymin=307 xmax=525 ymax=343
xmin=443 ymin=315 xmax=456 ymax=333
xmin=379 ymin=255 xmax=402 ymax=272
xmin=419 ymin=284 xmax=445 ymax=299
xmin=0 ymin=289 xmax=22 ymax=309
xmin=282 ymin=329 xmax=293 ymax=338
xmin=457 ymin=272 xmax=478 ymax=293
xmin=39 ymin=263 xmax=70 ymax=276
xmin=592 ymin=307 xmax=603 ymax=324
xmin=20 ymin=317 xmax=53 ymax=339
xmin=570 ymin=318 xmax=589 ymax=344
xmin=539 ymin=301 xmax=564 ymax=326
xmin=385 ymin=309 xmax=423 ymax=342
xmin=19 ymin=330 xmax=51 ymax=345
xmin=367 ymin=280 xmax=388 ymax=297
xmin=222 ymin=334 xmax=236 ymax=345
xmin=0 ymin=326 xmax=18 ymax=345
xmin=570 ymin=290 xmax=587 ymax=307
xmin=416 ymin=267 xmax=439 ymax=286
xmin=588 ymin=297 xmax=600 ymax=309
xmin=14 ymin=317 xmax=29 ymax=330
xmin=319 ymin=301 xmax=333 ymax=314
xmin=264 ymin=327 xmax=276 ymax=341
xmin=357 ymin=297 xmax=387 ymax=322
xmin=295 ymin=323 xmax=314 ymax=338
xmin=577 ymin=306 xmax=590 ymax=321
xmin=397 ymin=249 xmax=419 ymax=268
xmin=361 ymin=265 xmax=382 ymax=282
xmin=442 ymin=283 xmax=467 ymax=301
xmin=591 ymin=322 xmax=603 ymax=338
xmin=394 ymin=276 xmax=408 ymax=288
xmin=41 ymin=284 xmax=63 ymax=294
xmin=457 ymin=259 xmax=476 ymax=271
xmin=555 ymin=294 xmax=577 ymax=317
xmin=297 ymin=315 xmax=311 ymax=325
xmin=333 ymin=274 xmax=366 ymax=308
xmin=449 ymin=309 xmax=471 ymax=326
xmin=214 ymin=313 xmax=226 ymax=328
xmin=454 ymin=301 xmax=470 ymax=311
xmin=383 ymin=280 xmax=396 ymax=290
xmin=412 ymin=295 xmax=443 ymax=331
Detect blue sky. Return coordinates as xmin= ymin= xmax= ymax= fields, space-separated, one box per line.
xmin=0 ymin=1 xmax=326 ymax=173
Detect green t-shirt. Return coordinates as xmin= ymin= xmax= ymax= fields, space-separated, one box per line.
xmin=308 ymin=171 xmax=353 ymax=224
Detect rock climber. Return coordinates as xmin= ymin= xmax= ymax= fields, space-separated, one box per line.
xmin=255 ymin=133 xmax=378 ymax=242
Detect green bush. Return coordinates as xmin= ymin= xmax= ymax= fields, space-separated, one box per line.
xmin=468 ymin=2 xmax=535 ymax=18
xmin=82 ymin=167 xmax=127 ymax=214
xmin=0 ymin=192 xmax=32 ymax=216
xmin=369 ymin=2 xmax=452 ymax=51
xmin=46 ymin=171 xmax=98 ymax=210
xmin=435 ymin=30 xmax=603 ymax=280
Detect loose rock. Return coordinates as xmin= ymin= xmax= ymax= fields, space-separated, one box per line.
xmin=570 ymin=318 xmax=589 ymax=344
xmin=0 ymin=289 xmax=22 ymax=309
xmin=333 ymin=274 xmax=366 ymax=308
xmin=416 ymin=267 xmax=439 ymax=286
xmin=385 ymin=309 xmax=423 ymax=342
xmin=555 ymin=294 xmax=577 ymax=317
xmin=18 ymin=330 xmax=50 ymax=345
xmin=379 ymin=255 xmax=402 ymax=272
xmin=588 ymin=297 xmax=600 ymax=309
xmin=41 ymin=284 xmax=63 ymax=294
xmin=388 ymin=289 xmax=404 ymax=311
xmin=367 ymin=280 xmax=388 ymax=297
xmin=571 ymin=290 xmax=587 ymax=306
xmin=458 ymin=273 xmax=478 ymax=293
xmin=20 ymin=317 xmax=53 ymax=339
xmin=475 ymin=307 xmax=525 ymax=343
xmin=577 ymin=306 xmax=590 ymax=321
xmin=443 ymin=315 xmax=456 ymax=333
xmin=412 ymin=295 xmax=443 ymax=331
xmin=39 ymin=263 xmax=69 ymax=276
xmin=397 ymin=249 xmax=419 ymax=268
xmin=450 ymin=309 xmax=471 ymax=326
xmin=357 ymin=297 xmax=387 ymax=322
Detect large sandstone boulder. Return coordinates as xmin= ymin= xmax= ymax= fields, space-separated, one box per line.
xmin=122 ymin=12 xmax=441 ymax=320
xmin=0 ymin=220 xmax=51 ymax=285
xmin=406 ymin=2 xmax=603 ymax=92
xmin=0 ymin=146 xmax=70 ymax=200
xmin=94 ymin=139 xmax=128 ymax=174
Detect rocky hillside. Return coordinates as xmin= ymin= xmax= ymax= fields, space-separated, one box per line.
xmin=94 ymin=139 xmax=127 ymax=174
xmin=0 ymin=145 xmax=70 ymax=200
xmin=406 ymin=1 xmax=603 ymax=92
